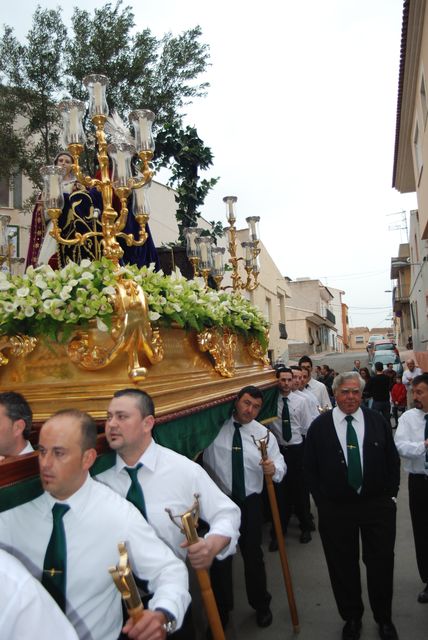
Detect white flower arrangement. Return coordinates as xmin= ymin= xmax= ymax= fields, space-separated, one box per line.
xmin=0 ymin=259 xmax=269 ymax=346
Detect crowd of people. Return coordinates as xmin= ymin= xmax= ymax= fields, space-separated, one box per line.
xmin=0 ymin=353 xmax=428 ymax=640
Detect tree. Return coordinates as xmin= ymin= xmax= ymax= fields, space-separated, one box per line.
xmin=155 ymin=123 xmax=220 ymax=244
xmin=0 ymin=1 xmax=211 ymax=188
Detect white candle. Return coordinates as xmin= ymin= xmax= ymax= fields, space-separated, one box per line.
xmin=200 ymin=242 xmax=208 ymax=263
xmin=213 ymin=251 xmax=222 ymax=271
xmin=69 ymin=107 xmax=79 ymax=140
xmin=139 ymin=116 xmax=149 ymax=149
xmin=49 ymin=175 xmax=60 ymax=199
xmin=116 ymin=151 xmax=127 ymax=184
xmin=249 ymin=219 xmax=257 ymax=240
xmin=93 ymin=82 xmax=102 ymax=113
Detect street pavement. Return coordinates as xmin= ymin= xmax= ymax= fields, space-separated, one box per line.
xmin=198 ymin=466 xmax=426 ymax=640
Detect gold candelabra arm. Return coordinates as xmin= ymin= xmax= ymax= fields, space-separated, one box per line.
xmin=109 ymin=542 xmax=144 ymax=621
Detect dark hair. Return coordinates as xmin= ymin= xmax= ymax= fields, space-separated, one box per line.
xmin=290 ymin=365 xmax=302 ymax=371
xmin=359 ymin=367 xmax=370 ymax=379
xmin=51 ymin=408 xmax=97 ymax=451
xmin=412 ymin=373 xmax=428 ymax=388
xmin=298 ymin=355 xmax=313 ymax=367
xmin=276 ymin=367 xmax=292 ymax=378
xmin=237 ymin=385 xmax=263 ymax=401
xmin=113 ymin=388 xmax=155 ymax=418
xmin=0 ymin=392 xmax=32 ymax=438
xmin=375 ymin=362 xmax=384 ymax=372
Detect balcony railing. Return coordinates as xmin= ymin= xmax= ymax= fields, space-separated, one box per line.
xmin=325 ymin=308 xmax=336 ymax=324
xmin=393 ymin=284 xmax=410 ymax=303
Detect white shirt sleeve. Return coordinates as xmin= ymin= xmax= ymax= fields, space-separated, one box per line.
xmin=0 ymin=551 xmax=79 ymax=640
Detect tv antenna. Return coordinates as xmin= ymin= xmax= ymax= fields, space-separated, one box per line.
xmin=387 ymin=210 xmax=408 ymax=241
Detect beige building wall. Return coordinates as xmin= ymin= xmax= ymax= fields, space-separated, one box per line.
xmin=349 ymin=327 xmax=370 ymax=350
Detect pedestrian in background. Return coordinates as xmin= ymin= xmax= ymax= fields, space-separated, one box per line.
xmin=390 ymin=376 xmax=407 ymax=428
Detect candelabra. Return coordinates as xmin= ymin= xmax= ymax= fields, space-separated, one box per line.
xmin=43 ymin=74 xmax=155 ymax=268
xmin=184 ymin=195 xmax=260 ymax=291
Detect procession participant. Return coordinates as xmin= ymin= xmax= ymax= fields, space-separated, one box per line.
xmin=0 ymin=391 xmax=33 ymax=461
xmin=97 ymin=388 xmax=241 ymax=637
xmin=0 ymin=409 xmax=190 ymax=640
xmin=300 ymin=367 xmax=322 ymax=419
xmin=304 ymin=372 xmax=400 ymax=640
xmin=291 ymin=366 xmax=320 ymax=423
xmin=203 ymin=385 xmax=286 ymax=629
xmin=0 ymin=549 xmax=79 ymax=639
xmin=298 ymin=355 xmax=332 ymax=410
xmin=394 ymin=373 xmax=428 ymax=604
xmin=402 ymin=359 xmax=423 ymax=408
xmin=269 ymin=368 xmax=313 ymax=549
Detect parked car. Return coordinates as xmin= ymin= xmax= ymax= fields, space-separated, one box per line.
xmin=371 ymin=352 xmax=403 ymax=376
xmin=366 ymin=334 xmax=385 ymax=356
xmin=373 ymin=340 xmax=399 ymax=356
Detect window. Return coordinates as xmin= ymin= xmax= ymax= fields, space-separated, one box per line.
xmin=355 ymin=336 xmax=364 ymax=344
xmin=421 ymin=73 xmax=428 ymax=126
xmin=264 ymin=297 xmax=272 ymax=323
xmin=0 ymin=177 xmax=10 ymax=207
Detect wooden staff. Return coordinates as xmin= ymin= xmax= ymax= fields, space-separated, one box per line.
xmin=166 ymin=497 xmax=225 ymax=640
xmin=253 ymin=435 xmax=300 ymax=633
xmin=109 ymin=541 xmax=144 ymax=622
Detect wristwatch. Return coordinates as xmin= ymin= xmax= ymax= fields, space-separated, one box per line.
xmin=155 ymin=608 xmax=177 ymax=634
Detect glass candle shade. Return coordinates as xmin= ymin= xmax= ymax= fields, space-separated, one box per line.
xmin=108 ymin=143 xmax=136 ymax=188
xmin=184 ymin=227 xmax=203 ymax=258
xmin=241 ymin=241 xmax=255 ymax=268
xmin=129 ymin=110 xmax=155 ymax=153
xmin=211 ymin=246 xmax=226 ymax=277
xmin=133 ymin=182 xmax=151 ymax=218
xmin=40 ymin=165 xmax=65 ymax=210
xmin=223 ymin=196 xmax=237 ymax=224
xmin=83 ymin=74 xmax=109 ymax=117
xmin=195 ymin=236 xmax=213 ymax=269
xmin=252 ymin=253 xmax=261 ymax=275
xmin=58 ymin=99 xmax=86 ymax=146
xmin=246 ymin=216 xmax=260 ymax=242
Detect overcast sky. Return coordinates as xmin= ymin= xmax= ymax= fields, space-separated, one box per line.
xmin=2 ymin=0 xmax=417 ymax=328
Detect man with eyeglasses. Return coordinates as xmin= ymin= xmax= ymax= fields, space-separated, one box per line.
xmin=304 ymin=372 xmax=400 ymax=640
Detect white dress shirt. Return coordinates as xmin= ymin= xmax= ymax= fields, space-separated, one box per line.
xmin=395 ymin=408 xmax=428 ymax=475
xmin=270 ymin=392 xmax=312 ymax=446
xmin=301 ymin=387 xmax=321 ymax=422
xmin=0 ymin=549 xmax=79 ymax=640
xmin=20 ymin=441 xmax=34 ymax=455
xmin=97 ymin=441 xmax=240 ymax=561
xmin=332 ymin=406 xmax=365 ymax=472
xmin=307 ymin=377 xmax=332 ymax=409
xmin=402 ymin=367 xmax=422 ymax=389
xmin=0 ymin=476 xmax=190 ymax=640
xmin=203 ymin=416 xmax=286 ymax=497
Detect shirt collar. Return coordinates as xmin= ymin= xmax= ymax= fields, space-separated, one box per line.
xmin=115 ymin=439 xmax=157 ymax=474
xmin=43 ymin=473 xmax=93 ymax=520
xmin=334 ymin=406 xmax=363 ymax=425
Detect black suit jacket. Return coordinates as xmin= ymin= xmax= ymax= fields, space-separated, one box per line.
xmin=303 ymin=407 xmax=400 ymax=506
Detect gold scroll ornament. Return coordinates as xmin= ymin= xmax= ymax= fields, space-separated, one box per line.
xmin=0 ymin=334 xmax=37 ymax=367
xmin=197 ymin=327 xmax=237 ymax=378
xmin=67 ymin=278 xmax=163 ymax=381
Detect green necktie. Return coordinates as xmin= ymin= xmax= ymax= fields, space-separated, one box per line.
xmin=232 ymin=421 xmax=246 ymax=503
xmin=345 ymin=415 xmax=363 ymax=492
xmin=282 ymin=396 xmax=292 ymax=442
xmin=125 ymin=463 xmax=147 ymax=519
xmin=424 ymin=415 xmax=428 ymax=469
xmin=42 ymin=503 xmax=70 ymax=612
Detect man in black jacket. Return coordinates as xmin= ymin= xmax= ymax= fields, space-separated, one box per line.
xmin=304 ymin=371 xmax=400 ymax=640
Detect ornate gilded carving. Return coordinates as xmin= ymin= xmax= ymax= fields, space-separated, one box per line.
xmin=0 ymin=334 xmax=37 ymax=367
xmin=67 ymin=279 xmax=163 ymax=381
xmin=197 ymin=328 xmax=237 ymax=377
xmin=246 ymin=334 xmax=269 ymax=366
